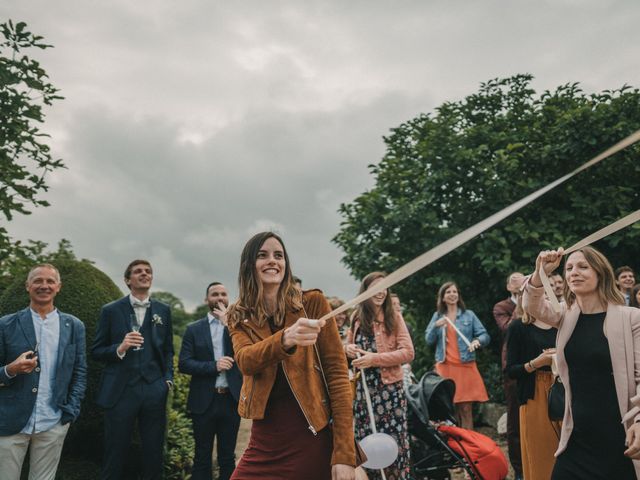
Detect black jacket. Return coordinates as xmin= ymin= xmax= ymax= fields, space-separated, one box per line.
xmin=178 ymin=317 xmax=242 ymax=414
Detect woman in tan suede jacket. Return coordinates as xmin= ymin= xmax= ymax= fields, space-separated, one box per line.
xmin=228 ymin=232 xmax=355 ymax=480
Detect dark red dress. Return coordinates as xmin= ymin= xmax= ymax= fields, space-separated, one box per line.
xmin=231 ymin=322 xmax=333 ymax=480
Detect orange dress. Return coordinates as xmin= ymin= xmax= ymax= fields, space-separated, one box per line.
xmin=435 ymin=320 xmax=489 ymax=403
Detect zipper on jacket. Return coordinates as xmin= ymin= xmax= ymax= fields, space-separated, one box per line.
xmin=246 ymin=376 xmax=254 ymax=413
xmin=281 ymin=362 xmax=317 ymax=435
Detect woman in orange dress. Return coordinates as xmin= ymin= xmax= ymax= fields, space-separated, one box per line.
xmin=425 ymin=281 xmax=490 ymax=429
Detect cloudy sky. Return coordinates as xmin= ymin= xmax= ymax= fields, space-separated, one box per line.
xmin=4 ymin=1 xmax=639 ymax=309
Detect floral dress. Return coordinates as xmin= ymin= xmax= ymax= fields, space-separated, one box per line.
xmin=354 ymin=329 xmax=413 ymax=480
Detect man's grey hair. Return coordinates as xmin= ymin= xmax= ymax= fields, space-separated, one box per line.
xmin=27 ymin=263 xmax=61 ymax=284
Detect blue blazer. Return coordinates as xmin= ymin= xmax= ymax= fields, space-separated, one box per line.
xmin=178 ymin=317 xmax=242 ymax=414
xmin=0 ymin=308 xmax=87 ymax=435
xmin=91 ymin=296 xmax=174 ymax=409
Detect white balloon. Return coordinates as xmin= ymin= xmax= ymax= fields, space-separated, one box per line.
xmin=360 ymin=433 xmax=399 ymax=469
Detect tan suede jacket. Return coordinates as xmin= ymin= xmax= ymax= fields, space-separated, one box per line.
xmin=228 ymin=290 xmax=356 ymax=467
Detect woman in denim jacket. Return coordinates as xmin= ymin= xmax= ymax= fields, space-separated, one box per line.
xmin=425 ymin=281 xmax=490 ymax=429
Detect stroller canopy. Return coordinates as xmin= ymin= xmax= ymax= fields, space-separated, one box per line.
xmin=406 ymin=371 xmax=456 ymax=424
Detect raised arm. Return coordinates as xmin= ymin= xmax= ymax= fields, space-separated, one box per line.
xmin=523 ymin=249 xmax=565 ymax=327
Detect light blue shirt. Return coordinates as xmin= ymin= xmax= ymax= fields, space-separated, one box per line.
xmin=208 ymin=313 xmax=228 ymax=389
xmin=22 ymin=309 xmax=62 ymax=434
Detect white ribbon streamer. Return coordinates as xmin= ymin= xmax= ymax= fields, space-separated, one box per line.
xmin=442 ymin=316 xmax=472 ymax=348
xmin=319 ymin=129 xmax=640 ymax=323
xmin=356 ymin=353 xmax=389 ymax=480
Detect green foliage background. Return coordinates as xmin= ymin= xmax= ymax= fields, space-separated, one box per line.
xmin=0 ymin=20 xmax=65 ymax=255
xmin=334 ymin=75 xmax=640 ymax=398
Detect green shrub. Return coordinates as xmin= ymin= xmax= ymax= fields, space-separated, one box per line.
xmin=165 ymin=341 xmax=195 ymax=479
xmin=0 ymin=259 xmax=122 ymax=465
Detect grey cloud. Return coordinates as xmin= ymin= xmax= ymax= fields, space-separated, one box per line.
xmin=5 ymin=0 xmax=640 ymax=309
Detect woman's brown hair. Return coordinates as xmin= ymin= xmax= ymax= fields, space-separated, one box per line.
xmin=227 ymin=232 xmax=302 ymax=328
xmin=563 ymin=246 xmax=625 ymax=307
xmin=436 ymin=281 xmax=466 ymax=315
xmin=352 ymin=272 xmax=396 ymax=336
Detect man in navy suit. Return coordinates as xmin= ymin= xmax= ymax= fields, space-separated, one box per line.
xmin=179 ymin=282 xmax=242 ymax=480
xmin=92 ymin=259 xmax=173 ymax=480
xmin=0 ymin=264 xmax=87 ymax=480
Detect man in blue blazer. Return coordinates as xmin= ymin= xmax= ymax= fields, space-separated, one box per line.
xmin=92 ymin=259 xmax=173 ymax=480
xmin=179 ymin=282 xmax=241 ymax=480
xmin=0 ymin=264 xmax=87 ymax=480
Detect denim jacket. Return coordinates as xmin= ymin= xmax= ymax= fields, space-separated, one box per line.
xmin=424 ymin=309 xmax=490 ymax=363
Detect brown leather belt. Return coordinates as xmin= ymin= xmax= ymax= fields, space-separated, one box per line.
xmin=215 ymin=387 xmax=229 ymax=394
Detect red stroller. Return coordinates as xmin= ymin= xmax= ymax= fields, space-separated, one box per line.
xmin=406 ymin=372 xmax=508 ymax=480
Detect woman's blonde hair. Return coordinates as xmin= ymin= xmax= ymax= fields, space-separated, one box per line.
xmin=515 ymin=293 xmax=536 ymax=325
xmin=227 ymin=232 xmax=302 ymax=328
xmin=563 ymin=246 xmax=625 ymax=307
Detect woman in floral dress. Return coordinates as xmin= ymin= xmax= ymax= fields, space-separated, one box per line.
xmin=345 ymin=272 xmax=415 ymax=480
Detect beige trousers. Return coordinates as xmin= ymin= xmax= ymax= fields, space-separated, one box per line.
xmin=0 ymin=422 xmax=70 ymax=480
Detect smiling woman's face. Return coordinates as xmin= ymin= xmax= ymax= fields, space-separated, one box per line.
xmin=443 ymin=285 xmax=459 ymax=306
xmin=255 ymin=237 xmax=286 ymax=287
xmin=369 ymin=277 xmax=387 ymax=307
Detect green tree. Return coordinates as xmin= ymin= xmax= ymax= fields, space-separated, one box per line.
xmin=0 ymin=238 xmax=81 ymax=295
xmin=0 ymin=20 xmax=64 ymax=259
xmin=334 ymin=75 xmax=640 ymax=395
xmin=151 ymin=291 xmax=191 ymax=336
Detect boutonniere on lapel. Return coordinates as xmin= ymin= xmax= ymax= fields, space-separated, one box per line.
xmin=152 ymin=314 xmax=164 ymax=326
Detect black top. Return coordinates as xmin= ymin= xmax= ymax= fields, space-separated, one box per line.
xmin=551 ymin=311 xmax=635 ymax=479
xmin=505 ymin=318 xmax=557 ymax=405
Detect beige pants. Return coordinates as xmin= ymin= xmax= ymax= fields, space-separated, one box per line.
xmin=0 ymin=422 xmax=70 ymax=480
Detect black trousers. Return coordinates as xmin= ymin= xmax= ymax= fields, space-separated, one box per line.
xmin=191 ymin=392 xmax=241 ymax=480
xmin=101 ymin=377 xmax=168 ymax=480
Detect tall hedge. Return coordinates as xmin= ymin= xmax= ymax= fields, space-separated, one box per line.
xmin=0 ymin=259 xmax=122 ymax=462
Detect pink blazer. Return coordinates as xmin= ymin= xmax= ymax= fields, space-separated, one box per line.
xmin=523 ymin=281 xmax=640 ymax=476
xmin=347 ymin=313 xmax=415 ymax=384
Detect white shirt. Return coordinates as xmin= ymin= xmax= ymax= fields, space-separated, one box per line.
xmin=129 ymin=294 xmax=150 ymax=326
xmin=22 ymin=309 xmax=61 ymax=434
xmin=207 ymin=313 xmax=228 ymax=389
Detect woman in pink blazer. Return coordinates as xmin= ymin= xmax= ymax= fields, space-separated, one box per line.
xmin=523 ymin=246 xmax=640 ymax=479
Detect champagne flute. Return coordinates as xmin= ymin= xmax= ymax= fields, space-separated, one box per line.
xmin=130 ymin=314 xmax=144 ymax=351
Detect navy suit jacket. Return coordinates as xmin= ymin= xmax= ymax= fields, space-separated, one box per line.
xmin=178 ymin=317 xmax=242 ymax=414
xmin=0 ymin=308 xmax=87 ymax=435
xmin=91 ymin=296 xmax=174 ymax=409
